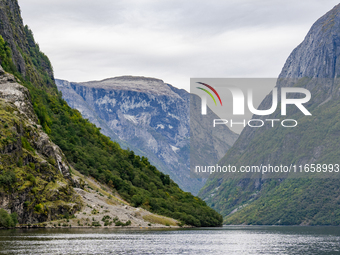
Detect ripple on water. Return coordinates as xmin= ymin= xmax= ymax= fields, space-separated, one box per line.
xmin=0 ymin=226 xmax=339 ymax=255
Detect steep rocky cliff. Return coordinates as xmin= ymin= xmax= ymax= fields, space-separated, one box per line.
xmin=199 ymin=4 xmax=340 ymax=225
xmin=0 ymin=0 xmax=54 ymax=86
xmin=0 ymin=0 xmax=224 ymax=227
xmin=0 ymin=65 xmax=81 ymax=224
xmin=56 ymin=77 xmax=238 ymax=195
xmin=0 ymin=0 xmax=26 ymax=75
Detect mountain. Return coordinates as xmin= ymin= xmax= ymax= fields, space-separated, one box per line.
xmin=0 ymin=65 xmax=81 ymax=224
xmin=199 ymin=4 xmax=340 ymax=225
xmin=0 ymin=0 xmax=223 ymax=227
xmin=55 ymin=77 xmax=238 ymax=195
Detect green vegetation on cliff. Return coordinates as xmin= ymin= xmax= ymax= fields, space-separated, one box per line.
xmin=0 ymin=209 xmax=17 ymax=228
xmin=0 ymin=1 xmax=222 ymax=227
xmin=202 ymin=91 xmax=340 ymax=225
xmin=0 ymin=81 xmax=81 ymax=225
xmin=223 ymin=178 xmax=340 ymax=226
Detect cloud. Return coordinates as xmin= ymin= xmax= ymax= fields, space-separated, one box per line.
xmin=19 ymin=0 xmax=340 ymax=91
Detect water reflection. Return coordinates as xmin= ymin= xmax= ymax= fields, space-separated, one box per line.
xmin=0 ymin=226 xmax=339 ymax=254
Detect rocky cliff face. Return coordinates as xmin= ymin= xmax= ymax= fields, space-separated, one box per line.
xmin=0 ymin=0 xmax=26 ymax=75
xmin=56 ymin=77 xmax=238 ymax=195
xmin=190 ymin=93 xmax=239 ymax=173
xmin=0 ymin=65 xmax=81 ymax=224
xmin=199 ymin=4 xmax=340 ymax=225
xmin=0 ymin=0 xmax=83 ymax=225
xmin=0 ymin=0 xmax=54 ymax=87
xmin=216 ymin=3 xmax=340 ymax=168
xmin=280 ymin=4 xmax=340 ymax=79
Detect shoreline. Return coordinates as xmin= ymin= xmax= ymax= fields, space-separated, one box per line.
xmin=12 ymin=224 xmax=185 ymax=230
xmin=5 ymin=224 xmax=339 ymax=231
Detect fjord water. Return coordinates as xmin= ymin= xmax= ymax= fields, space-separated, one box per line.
xmin=0 ymin=226 xmax=339 ymax=255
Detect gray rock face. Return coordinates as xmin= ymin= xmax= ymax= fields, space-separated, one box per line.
xmin=0 ymin=0 xmax=26 ymax=75
xmin=0 ymin=65 xmax=81 ymax=224
xmin=56 ymin=77 xmax=238 ymax=195
xmin=0 ymin=66 xmax=71 ymax=179
xmin=0 ymin=0 xmax=54 ymax=85
xmin=217 ymin=3 xmax=340 ymax=167
xmin=198 ymin=3 xmax=340 ymax=223
xmin=280 ymin=4 xmax=340 ymax=79
xmin=190 ymin=94 xmax=239 ymax=173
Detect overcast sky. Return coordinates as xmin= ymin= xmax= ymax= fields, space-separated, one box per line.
xmin=19 ymin=0 xmax=340 ymax=91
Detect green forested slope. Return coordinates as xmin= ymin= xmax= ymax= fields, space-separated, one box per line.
xmin=216 ymin=93 xmax=340 ymax=225
xmin=0 ymin=0 xmax=222 ymax=227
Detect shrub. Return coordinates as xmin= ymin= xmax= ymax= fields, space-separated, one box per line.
xmin=63 ymin=211 xmax=70 ymax=219
xmin=26 ymin=174 xmax=36 ymax=186
xmin=115 ymin=220 xmax=123 ymax=226
xmin=34 ymin=203 xmax=44 ymax=213
xmin=104 ymin=221 xmax=112 ymax=226
xmin=115 ymin=220 xmax=131 ymax=227
xmin=21 ymin=137 xmax=34 ymax=152
xmin=0 ymin=209 xmax=17 ymax=228
xmin=0 ymin=171 xmax=16 ymax=187
xmin=92 ymin=221 xmax=101 ymax=227
xmin=48 ymin=157 xmax=56 ymax=166
xmin=101 ymin=215 xmax=111 ymax=222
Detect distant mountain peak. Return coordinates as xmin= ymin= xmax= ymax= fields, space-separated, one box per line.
xmin=75 ymin=76 xmax=181 ymax=98
xmin=279 ymin=3 xmax=340 ymax=79
xmin=105 ymin=75 xmax=164 ymax=82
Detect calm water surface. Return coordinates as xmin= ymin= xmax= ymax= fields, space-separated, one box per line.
xmin=0 ymin=226 xmax=339 ymax=255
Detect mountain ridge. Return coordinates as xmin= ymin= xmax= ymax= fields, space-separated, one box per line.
xmin=77 ymin=76 xmax=182 ymax=98
xmin=56 ymin=77 xmax=238 ymax=195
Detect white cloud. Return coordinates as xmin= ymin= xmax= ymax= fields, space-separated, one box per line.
xmin=19 ymin=0 xmax=340 ymax=91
